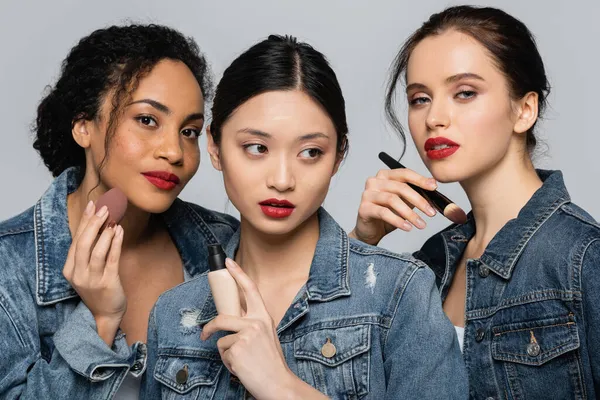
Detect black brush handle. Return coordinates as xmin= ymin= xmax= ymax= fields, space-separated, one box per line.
xmin=378 ymin=152 xmax=453 ymax=213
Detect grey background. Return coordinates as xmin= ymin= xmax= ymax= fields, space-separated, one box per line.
xmin=1 ymin=0 xmax=598 ymax=254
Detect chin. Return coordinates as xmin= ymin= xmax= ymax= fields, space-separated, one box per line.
xmin=128 ymin=195 xmax=177 ymax=215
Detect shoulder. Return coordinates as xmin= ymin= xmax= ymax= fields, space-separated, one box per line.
xmin=536 ymin=201 xmax=600 ymax=252
xmin=180 ymin=201 xmax=240 ymax=230
xmin=347 ymin=238 xmax=433 ymax=297
xmin=153 ymin=273 xmax=212 ymax=319
xmin=0 ymin=206 xmax=35 ymax=240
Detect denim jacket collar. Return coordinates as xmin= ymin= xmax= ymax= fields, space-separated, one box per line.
xmin=419 ymin=170 xmax=571 ymax=281
xmin=196 ymin=208 xmax=352 ymax=322
xmin=224 ymin=207 xmax=351 ymax=300
xmin=35 ymin=167 xmax=225 ymax=306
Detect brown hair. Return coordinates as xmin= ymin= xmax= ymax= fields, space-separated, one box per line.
xmin=385 ymin=5 xmax=550 ymax=156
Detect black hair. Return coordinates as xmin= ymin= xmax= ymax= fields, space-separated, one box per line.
xmin=33 ymin=24 xmax=212 ymax=177
xmin=386 ymin=5 xmax=550 ymax=156
xmin=210 ymin=34 xmax=348 ymax=156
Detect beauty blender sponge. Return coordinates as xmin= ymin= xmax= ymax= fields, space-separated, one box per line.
xmin=95 ymin=188 xmax=128 ymax=232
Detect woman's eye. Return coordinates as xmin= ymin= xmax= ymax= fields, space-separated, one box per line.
xmin=136 ymin=115 xmax=158 ymax=127
xmin=244 ymin=144 xmax=268 ymax=155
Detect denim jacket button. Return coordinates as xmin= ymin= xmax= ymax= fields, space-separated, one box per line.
xmin=321 ymin=338 xmax=337 ymax=358
xmin=478 ymin=265 xmax=490 ymax=278
xmin=176 ymin=364 xmax=189 ymax=384
xmin=131 ymin=361 xmax=142 ymax=372
xmin=475 ymin=328 xmax=485 ymax=342
xmin=527 ymin=342 xmax=541 ymax=357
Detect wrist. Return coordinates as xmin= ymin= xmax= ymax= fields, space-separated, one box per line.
xmin=94 ymin=315 xmax=123 ymax=347
xmin=274 ymin=370 xmax=326 ymax=400
xmin=349 ymin=228 xmax=380 ymax=246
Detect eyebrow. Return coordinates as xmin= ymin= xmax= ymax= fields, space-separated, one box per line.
xmin=237 ymin=128 xmax=330 ymax=141
xmin=406 ymin=73 xmax=485 ymax=93
xmin=128 ymin=99 xmax=204 ymax=124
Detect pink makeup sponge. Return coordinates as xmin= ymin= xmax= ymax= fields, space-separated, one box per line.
xmin=95 ymin=188 xmax=128 ymax=230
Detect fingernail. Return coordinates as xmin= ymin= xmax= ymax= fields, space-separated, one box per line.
xmin=225 ymin=258 xmax=237 ymax=268
xmin=415 ymin=217 xmax=426 ymax=229
xmin=85 ymin=201 xmax=94 ymax=215
xmin=107 ymin=221 xmax=116 ymax=229
xmin=96 ymin=206 xmax=108 ymax=217
xmin=402 ymin=222 xmax=413 ymax=231
xmin=428 ymin=179 xmax=438 ymax=189
xmin=426 ymin=206 xmax=437 ymax=217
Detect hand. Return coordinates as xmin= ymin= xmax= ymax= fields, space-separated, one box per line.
xmin=62 ymin=201 xmax=126 ymax=346
xmin=349 ymin=168 xmax=441 ymax=245
xmin=201 ymin=259 xmax=326 ymax=400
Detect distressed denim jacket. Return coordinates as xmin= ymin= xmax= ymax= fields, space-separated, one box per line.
xmin=414 ymin=170 xmax=600 ymax=399
xmin=142 ymin=208 xmax=468 ymax=399
xmin=0 ymin=167 xmax=239 ymax=399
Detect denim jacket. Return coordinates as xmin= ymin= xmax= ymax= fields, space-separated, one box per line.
xmin=414 ymin=170 xmax=600 ymax=400
xmin=142 ymin=208 xmax=468 ymax=399
xmin=0 ymin=167 xmax=239 ymax=400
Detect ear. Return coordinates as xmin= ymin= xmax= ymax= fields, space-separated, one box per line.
xmin=206 ymin=125 xmax=222 ymax=171
xmin=513 ymin=91 xmax=539 ymax=134
xmin=71 ymin=116 xmax=93 ymax=148
xmin=331 ymin=136 xmax=348 ymax=176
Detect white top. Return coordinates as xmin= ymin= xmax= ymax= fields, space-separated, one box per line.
xmin=454 ymin=326 xmax=465 ymax=352
xmin=113 ymin=372 xmax=142 ymax=400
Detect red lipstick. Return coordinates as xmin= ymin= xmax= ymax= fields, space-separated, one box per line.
xmin=259 ymin=198 xmax=295 ymax=218
xmin=142 ymin=171 xmax=181 ymax=190
xmin=424 ymin=137 xmax=460 ymax=160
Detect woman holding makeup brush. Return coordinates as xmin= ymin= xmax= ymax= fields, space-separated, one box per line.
xmin=0 ymin=25 xmax=238 ymax=399
xmin=349 ymin=5 xmax=600 ymax=399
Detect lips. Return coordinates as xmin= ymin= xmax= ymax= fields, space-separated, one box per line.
xmin=259 ymin=198 xmax=295 ymax=218
xmin=424 ymin=137 xmax=460 ymax=160
xmin=142 ymin=171 xmax=181 ymax=190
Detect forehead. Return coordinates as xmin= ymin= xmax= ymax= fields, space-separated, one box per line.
xmin=223 ymin=90 xmax=336 ymax=138
xmin=406 ymin=30 xmax=500 ymax=84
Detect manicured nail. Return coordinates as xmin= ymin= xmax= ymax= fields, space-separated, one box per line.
xmin=428 ymin=179 xmax=438 ymax=189
xmin=426 ymin=206 xmax=437 ymax=217
xmin=402 ymin=222 xmax=413 ymax=231
xmin=415 ymin=217 xmax=426 ymax=229
xmin=107 ymin=221 xmax=116 ymax=229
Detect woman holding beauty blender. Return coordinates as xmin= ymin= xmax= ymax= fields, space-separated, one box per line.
xmin=141 ymin=35 xmax=467 ymax=400
xmin=349 ymin=5 xmax=600 ymax=399
xmin=0 ymin=25 xmax=238 ymax=399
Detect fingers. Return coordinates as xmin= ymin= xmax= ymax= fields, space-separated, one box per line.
xmin=104 ymin=225 xmax=124 ymax=279
xmin=375 ymin=168 xmax=437 ymax=192
xmin=201 ymin=314 xmax=249 ymax=340
xmin=73 ymin=206 xmax=109 ymax=268
xmin=224 ymin=259 xmax=266 ymax=315
xmin=88 ymin=224 xmax=118 ymax=276
xmin=63 ymin=201 xmax=95 ymax=279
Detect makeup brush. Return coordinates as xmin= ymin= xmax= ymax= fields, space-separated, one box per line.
xmin=378 ymin=151 xmax=467 ymax=224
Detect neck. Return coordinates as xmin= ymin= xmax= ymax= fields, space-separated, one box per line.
xmin=235 ymin=212 xmax=320 ymax=286
xmin=460 ymin=147 xmax=542 ymax=252
xmin=67 ymin=170 xmax=155 ymax=249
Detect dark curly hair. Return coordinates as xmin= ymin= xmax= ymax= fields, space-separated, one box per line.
xmin=33 ymin=24 xmax=212 ymax=177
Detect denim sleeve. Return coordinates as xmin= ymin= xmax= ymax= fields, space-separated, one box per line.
xmin=140 ymin=305 xmax=161 ymax=400
xmin=384 ymin=265 xmax=468 ymax=399
xmin=582 ymin=238 xmax=600 ymax=395
xmin=0 ymin=299 xmax=143 ymax=399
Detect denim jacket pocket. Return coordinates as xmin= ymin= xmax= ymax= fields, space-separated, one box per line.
xmin=293 ymin=323 xmax=371 ymax=400
xmin=154 ymin=349 xmax=222 ymax=399
xmin=491 ymin=314 xmax=585 ymax=399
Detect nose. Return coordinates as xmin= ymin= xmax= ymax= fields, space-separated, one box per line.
xmin=154 ymin=130 xmax=184 ymax=165
xmin=266 ymin=153 xmax=295 ymax=192
xmin=425 ymin=98 xmax=451 ymax=131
